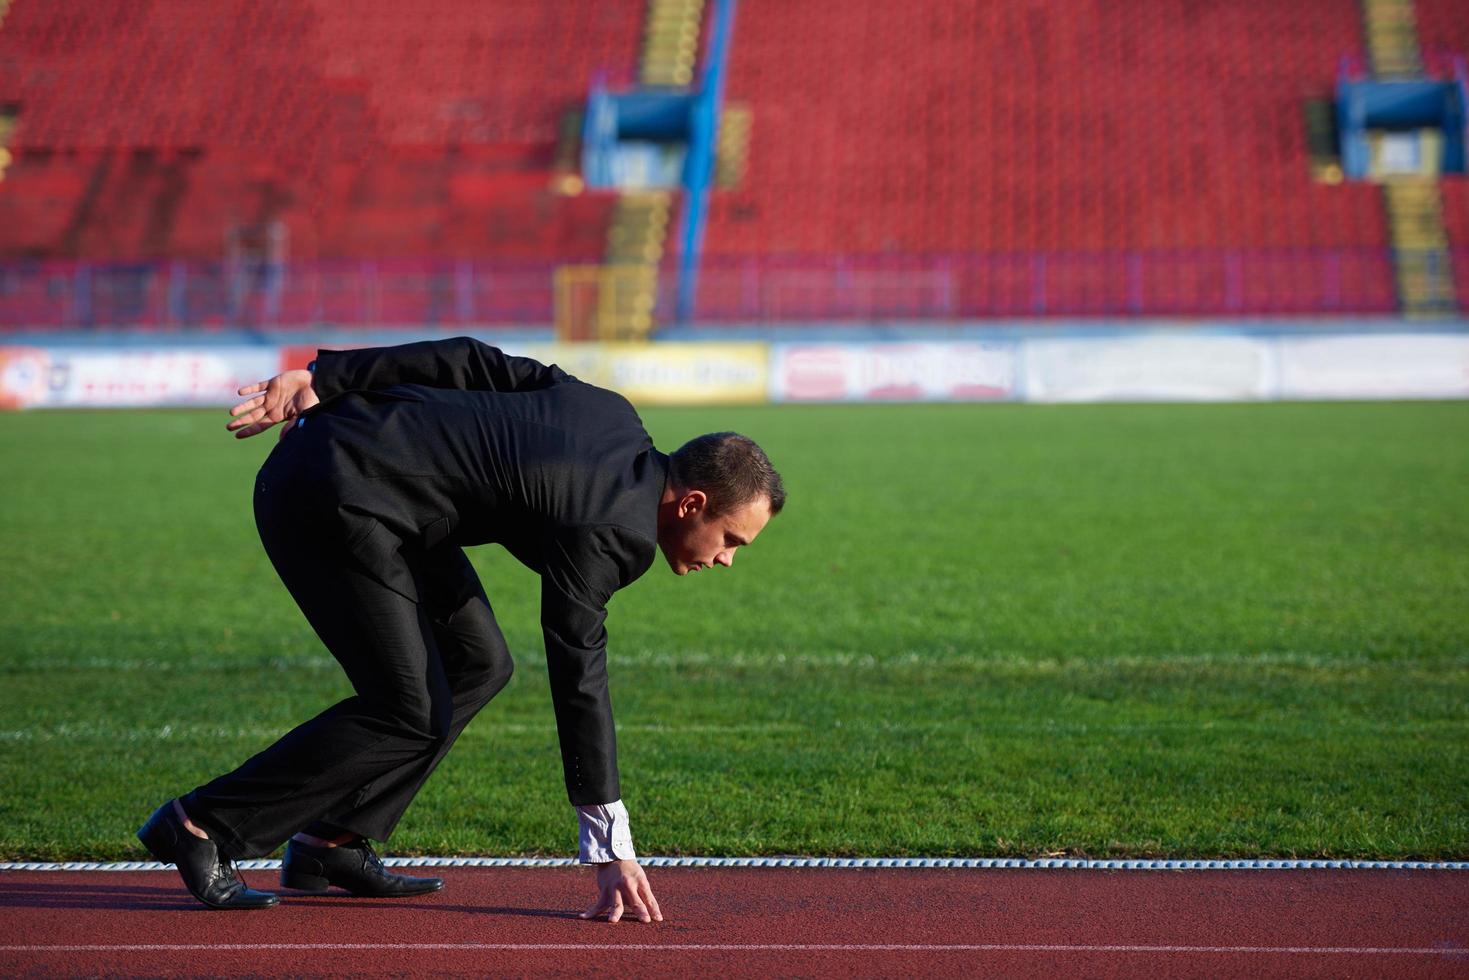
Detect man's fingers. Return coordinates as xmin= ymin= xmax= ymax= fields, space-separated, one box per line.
xmin=226 ymin=407 xmax=265 ymax=430
xmin=619 ymin=878 xmax=651 ymax=922
xmin=639 ymin=878 xmax=663 ymax=921
xmin=236 ymin=380 xmax=268 ymax=397
xmin=580 ymin=882 xmax=618 ymax=921
xmin=233 ymin=419 xmax=274 ymax=439
xmin=228 ymin=394 xmax=265 ymax=418
xmin=582 ymin=867 xmax=661 ymax=924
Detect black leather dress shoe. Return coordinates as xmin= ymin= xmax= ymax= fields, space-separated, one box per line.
xmin=137 ymin=802 xmax=279 ymax=910
xmin=281 ymin=837 xmax=444 ymax=897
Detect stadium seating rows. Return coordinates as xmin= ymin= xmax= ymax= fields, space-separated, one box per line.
xmin=0 ymin=0 xmax=641 ymax=150
xmin=0 ymin=0 xmax=1465 ymax=321
xmin=696 ymin=0 xmax=1408 ymax=315
xmin=1441 ymin=178 xmax=1469 ymax=305
xmin=0 ymin=0 xmax=638 ymax=263
xmin=705 ymin=0 xmax=1384 ymax=254
xmin=1416 ymin=0 xmax=1469 ymax=73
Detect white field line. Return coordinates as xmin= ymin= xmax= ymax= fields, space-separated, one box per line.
xmin=1 ymin=942 xmax=1463 ymax=957
xmin=3 ymin=856 xmax=1466 ymax=871
xmin=0 ymin=721 xmax=801 ymax=742
xmin=5 ymin=712 xmax=1457 ymax=742
xmin=7 ymin=649 xmax=1463 ymax=673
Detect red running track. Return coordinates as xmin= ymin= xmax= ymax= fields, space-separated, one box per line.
xmin=1 ymin=867 xmax=1467 ymax=978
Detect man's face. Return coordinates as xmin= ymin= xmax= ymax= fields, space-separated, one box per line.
xmin=657 ymin=492 xmax=773 ymax=575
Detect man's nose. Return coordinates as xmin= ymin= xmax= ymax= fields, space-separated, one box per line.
xmin=715 ymin=550 xmax=733 ymax=568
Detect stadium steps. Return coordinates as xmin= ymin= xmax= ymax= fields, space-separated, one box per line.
xmin=640 ymin=0 xmax=704 ymax=87
xmin=715 ymin=102 xmax=752 ymax=189
xmin=596 ymin=190 xmax=671 ymax=339
xmin=1360 ymin=0 xmax=1422 ymax=76
xmin=1384 ymin=179 xmax=1458 ymax=315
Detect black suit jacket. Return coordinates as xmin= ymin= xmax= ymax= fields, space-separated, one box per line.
xmin=297 ymin=336 xmax=669 ymax=806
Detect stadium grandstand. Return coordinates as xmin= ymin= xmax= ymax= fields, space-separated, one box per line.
xmin=0 ymin=0 xmax=1464 ymax=333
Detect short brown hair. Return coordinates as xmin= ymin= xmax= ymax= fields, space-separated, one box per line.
xmin=669 ymin=432 xmax=786 ymax=516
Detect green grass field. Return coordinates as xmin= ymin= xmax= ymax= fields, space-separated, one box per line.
xmin=2 ymin=401 xmax=1466 ymax=861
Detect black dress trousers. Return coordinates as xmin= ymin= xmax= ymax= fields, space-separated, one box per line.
xmin=181 ymin=431 xmax=514 ymax=860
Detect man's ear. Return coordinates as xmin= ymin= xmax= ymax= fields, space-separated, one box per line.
xmin=678 ymin=489 xmax=708 ymax=518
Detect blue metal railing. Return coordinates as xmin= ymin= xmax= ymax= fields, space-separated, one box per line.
xmin=668 ymin=247 xmax=1425 ymax=322
xmin=0 ymin=247 xmax=1446 ymax=329
xmin=0 ymin=258 xmax=561 ymax=330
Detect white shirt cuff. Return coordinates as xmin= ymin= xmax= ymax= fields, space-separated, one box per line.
xmin=576 ymin=799 xmax=637 ymax=864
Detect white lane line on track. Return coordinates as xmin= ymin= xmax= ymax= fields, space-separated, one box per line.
xmin=1 ymin=943 xmax=1462 ymax=956
xmin=5 ymin=856 xmax=1468 ymax=870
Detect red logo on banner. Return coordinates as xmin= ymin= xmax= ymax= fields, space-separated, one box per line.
xmin=781 ymin=347 xmax=850 ymax=401
xmin=0 ymin=348 xmax=50 ymax=409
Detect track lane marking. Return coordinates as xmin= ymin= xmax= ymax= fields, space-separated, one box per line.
xmin=2 ymin=943 xmax=1462 ymax=956
xmin=7 ymin=857 xmax=1467 ymax=870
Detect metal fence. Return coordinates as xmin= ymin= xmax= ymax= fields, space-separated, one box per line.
xmin=0 ymin=259 xmax=559 ymax=329
xmin=0 ymin=249 xmax=1456 ymax=328
xmin=678 ymin=248 xmax=1428 ymax=321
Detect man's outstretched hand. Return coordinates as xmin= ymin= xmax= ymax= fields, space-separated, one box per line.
xmin=227 ymin=369 xmax=319 ymax=440
xmin=581 ymin=859 xmax=663 ymax=924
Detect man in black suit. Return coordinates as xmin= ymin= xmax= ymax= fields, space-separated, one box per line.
xmin=137 ymin=337 xmax=785 ymax=922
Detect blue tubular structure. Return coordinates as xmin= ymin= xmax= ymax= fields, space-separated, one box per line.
xmin=581 ymin=79 xmax=618 ymax=188
xmin=575 ymin=0 xmax=738 ymax=328
xmin=675 ymin=0 xmax=737 ymax=325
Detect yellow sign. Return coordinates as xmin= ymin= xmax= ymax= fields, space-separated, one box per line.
xmin=526 ymin=343 xmax=770 ymax=406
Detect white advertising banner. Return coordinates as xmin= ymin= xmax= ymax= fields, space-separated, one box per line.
xmin=1022 ymin=334 xmax=1275 ymax=402
xmin=772 ymin=342 xmax=1016 ymax=402
xmin=1277 ymin=333 xmax=1469 ymax=400
xmin=0 ymin=347 xmax=280 ymax=408
xmin=3 ymin=330 xmax=1466 ymax=409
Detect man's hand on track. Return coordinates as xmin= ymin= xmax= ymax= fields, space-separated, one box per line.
xmin=227 ymin=369 xmax=319 ymax=440
xmin=581 ymin=858 xmax=663 ymax=924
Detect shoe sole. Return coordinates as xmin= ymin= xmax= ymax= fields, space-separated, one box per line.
xmin=137 ymin=819 xmax=280 ymax=911
xmin=279 ymin=869 xmax=332 ymax=893
xmin=346 ymin=880 xmax=446 ymax=897
xmin=279 ymin=874 xmax=445 ymax=897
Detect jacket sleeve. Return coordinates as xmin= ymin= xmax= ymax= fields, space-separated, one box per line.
xmin=539 ymin=526 xmax=640 ymax=806
xmin=310 ymin=336 xmax=565 ymax=400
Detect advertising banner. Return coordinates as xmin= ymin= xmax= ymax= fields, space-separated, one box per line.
xmin=5 ymin=330 xmax=1467 ymax=409
xmin=1276 ymin=333 xmax=1469 ymax=400
xmin=1022 ymin=334 xmax=1274 ymax=402
xmin=0 ymin=347 xmax=50 ymax=409
xmin=527 ymin=343 xmax=769 ymax=405
xmin=0 ymin=347 xmax=280 ymax=409
xmin=771 ymin=342 xmax=1016 ymax=402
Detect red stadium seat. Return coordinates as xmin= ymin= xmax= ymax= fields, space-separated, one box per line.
xmin=0 ymin=0 xmax=1436 ymax=322
xmin=700 ymin=0 xmax=1397 ymax=317
xmin=0 ymin=0 xmax=640 ymax=269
